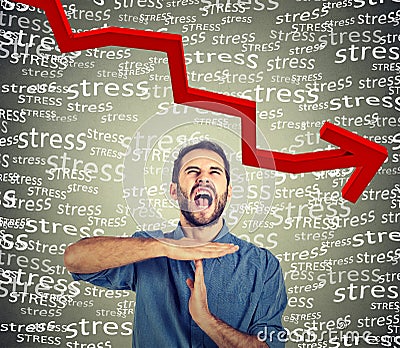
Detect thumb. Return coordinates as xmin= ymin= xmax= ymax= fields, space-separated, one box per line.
xmin=186 ymin=278 xmax=194 ymax=291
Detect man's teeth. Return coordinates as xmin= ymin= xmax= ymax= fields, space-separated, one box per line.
xmin=196 ymin=189 xmax=212 ymax=195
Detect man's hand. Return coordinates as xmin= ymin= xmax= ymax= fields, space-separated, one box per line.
xmin=186 ymin=259 xmax=269 ymax=348
xmin=162 ymin=238 xmax=239 ymax=261
xmin=186 ymin=259 xmax=211 ymax=325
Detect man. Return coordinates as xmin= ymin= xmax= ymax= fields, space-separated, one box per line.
xmin=64 ymin=140 xmax=287 ymax=347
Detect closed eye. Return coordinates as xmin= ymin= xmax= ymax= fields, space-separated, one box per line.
xmin=185 ymin=166 xmax=200 ymax=174
xmin=210 ymin=166 xmax=223 ymax=175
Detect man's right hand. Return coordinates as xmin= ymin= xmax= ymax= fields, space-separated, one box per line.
xmin=161 ymin=238 xmax=239 ymax=261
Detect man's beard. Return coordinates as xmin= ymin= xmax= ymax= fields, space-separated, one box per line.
xmin=176 ymin=183 xmax=228 ymax=227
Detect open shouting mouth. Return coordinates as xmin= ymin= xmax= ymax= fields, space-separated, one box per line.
xmin=192 ymin=186 xmax=215 ymax=210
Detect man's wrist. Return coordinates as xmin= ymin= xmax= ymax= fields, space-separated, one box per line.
xmin=193 ymin=310 xmax=216 ymax=331
xmin=153 ymin=238 xmax=168 ymax=258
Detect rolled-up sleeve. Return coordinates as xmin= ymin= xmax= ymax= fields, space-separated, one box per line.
xmin=71 ymin=262 xmax=137 ymax=291
xmin=70 ymin=231 xmax=152 ymax=291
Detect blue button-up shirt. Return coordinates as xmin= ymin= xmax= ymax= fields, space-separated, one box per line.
xmin=72 ymin=223 xmax=287 ymax=347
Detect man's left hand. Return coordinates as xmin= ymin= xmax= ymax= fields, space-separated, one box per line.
xmin=186 ymin=259 xmax=212 ymax=325
xmin=186 ymin=259 xmax=270 ymax=347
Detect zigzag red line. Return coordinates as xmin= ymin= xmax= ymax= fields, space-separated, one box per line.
xmin=10 ymin=0 xmax=389 ymax=203
xmin=12 ymin=0 xmax=353 ymax=168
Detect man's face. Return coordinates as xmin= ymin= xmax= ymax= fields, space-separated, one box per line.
xmin=170 ymin=149 xmax=232 ymax=227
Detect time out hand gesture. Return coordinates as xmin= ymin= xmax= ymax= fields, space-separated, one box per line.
xmin=64 ymin=236 xmax=238 ymax=274
xmin=162 ymin=238 xmax=239 ymax=261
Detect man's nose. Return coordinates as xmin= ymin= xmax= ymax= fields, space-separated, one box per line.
xmin=196 ymin=174 xmax=210 ymax=184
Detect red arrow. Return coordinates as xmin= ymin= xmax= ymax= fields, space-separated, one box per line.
xmin=11 ymin=0 xmax=388 ymax=203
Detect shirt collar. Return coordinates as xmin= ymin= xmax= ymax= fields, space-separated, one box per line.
xmin=172 ymin=219 xmax=230 ymax=242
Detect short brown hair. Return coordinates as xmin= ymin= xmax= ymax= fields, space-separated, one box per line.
xmin=172 ymin=140 xmax=230 ymax=184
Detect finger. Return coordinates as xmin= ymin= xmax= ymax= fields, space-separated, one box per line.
xmin=196 ymin=244 xmax=238 ymax=252
xmin=186 ymin=278 xmax=194 ymax=291
xmin=204 ymin=242 xmax=238 ymax=249
xmin=204 ymin=243 xmax=239 ymax=252
xmin=195 ymin=259 xmax=203 ymax=267
xmin=194 ymin=259 xmax=204 ymax=286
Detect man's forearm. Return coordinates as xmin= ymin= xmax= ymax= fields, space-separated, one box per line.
xmin=64 ymin=236 xmax=239 ymax=274
xmin=64 ymin=236 xmax=164 ymax=274
xmin=198 ymin=314 xmax=269 ymax=348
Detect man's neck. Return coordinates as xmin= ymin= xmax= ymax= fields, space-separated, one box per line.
xmin=180 ymin=218 xmax=224 ymax=242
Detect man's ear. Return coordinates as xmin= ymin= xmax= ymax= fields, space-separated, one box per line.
xmin=170 ymin=182 xmax=178 ymax=200
xmin=227 ymin=184 xmax=232 ymax=201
